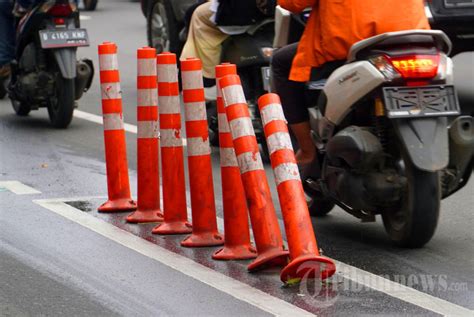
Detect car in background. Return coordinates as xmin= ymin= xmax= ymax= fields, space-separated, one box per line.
xmin=141 ymin=0 xmax=195 ymax=56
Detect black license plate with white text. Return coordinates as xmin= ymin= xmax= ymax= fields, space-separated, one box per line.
xmin=39 ymin=29 xmax=90 ymax=49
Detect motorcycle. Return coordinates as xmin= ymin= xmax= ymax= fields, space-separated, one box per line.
xmin=9 ymin=0 xmax=94 ymax=128
xmin=146 ymin=0 xmax=274 ymax=159
xmin=273 ymin=6 xmax=474 ymax=247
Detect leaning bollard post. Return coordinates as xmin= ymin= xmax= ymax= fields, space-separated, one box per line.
xmin=220 ymin=74 xmax=289 ymax=271
xmin=97 ymin=42 xmax=136 ymax=213
xmin=258 ymin=93 xmax=336 ymax=282
xmin=213 ymin=63 xmax=256 ymax=260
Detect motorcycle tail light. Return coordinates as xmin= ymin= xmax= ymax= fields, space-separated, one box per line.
xmin=388 ymin=54 xmax=440 ymax=79
xmin=47 ymin=4 xmax=73 ymax=16
xmin=369 ymin=55 xmax=401 ymax=81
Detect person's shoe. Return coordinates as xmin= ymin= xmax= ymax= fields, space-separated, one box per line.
xmin=204 ymin=85 xmax=217 ymax=101
xmin=0 ymin=64 xmax=11 ymax=100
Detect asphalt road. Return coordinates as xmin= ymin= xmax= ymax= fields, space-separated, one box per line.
xmin=1 ymin=0 xmax=473 ymax=316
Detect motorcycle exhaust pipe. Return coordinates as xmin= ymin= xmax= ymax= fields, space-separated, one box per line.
xmin=75 ymin=59 xmax=94 ymax=100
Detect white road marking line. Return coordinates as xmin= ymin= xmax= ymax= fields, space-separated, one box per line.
xmin=36 ymin=196 xmax=473 ymax=316
xmin=74 ymin=110 xmax=188 ymax=146
xmin=0 ymin=181 xmax=41 ymax=195
xmin=79 ymin=15 xmax=91 ymax=21
xmin=33 ymin=199 xmax=313 ymax=317
xmin=335 ymin=261 xmax=473 ymax=317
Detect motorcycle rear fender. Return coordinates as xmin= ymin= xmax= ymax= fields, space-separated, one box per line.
xmin=393 ymin=117 xmax=449 ymax=172
xmin=52 ymin=48 xmax=77 ymax=79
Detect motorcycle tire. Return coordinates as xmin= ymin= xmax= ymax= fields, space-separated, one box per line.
xmin=83 ymin=0 xmax=98 ymax=11
xmin=147 ymin=0 xmax=183 ymax=55
xmin=47 ymin=75 xmax=75 ymax=129
xmin=382 ymin=158 xmax=440 ymax=248
xmin=11 ymin=99 xmax=31 ymax=116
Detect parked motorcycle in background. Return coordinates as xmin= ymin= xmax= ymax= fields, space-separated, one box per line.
xmin=272 ymin=6 xmax=473 ymax=247
xmin=9 ymin=0 xmax=94 ymax=128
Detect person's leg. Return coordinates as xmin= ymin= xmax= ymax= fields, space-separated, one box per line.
xmin=271 ymin=43 xmax=315 ymax=164
xmin=0 ymin=0 xmax=15 ymax=69
xmin=180 ymin=1 xmax=228 ymax=79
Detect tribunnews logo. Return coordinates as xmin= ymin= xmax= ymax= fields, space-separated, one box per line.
xmin=294 ymin=263 xmax=469 ymax=307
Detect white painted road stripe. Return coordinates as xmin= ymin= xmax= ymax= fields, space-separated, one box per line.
xmin=73 ymin=110 xmax=187 ymax=146
xmin=34 ymin=199 xmax=313 ymax=317
xmin=0 ymin=181 xmax=41 ymax=195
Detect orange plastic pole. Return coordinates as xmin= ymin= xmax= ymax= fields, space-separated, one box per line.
xmin=213 ymin=63 xmax=256 ymax=260
xmin=180 ymin=58 xmax=223 ymax=247
xmin=126 ymin=47 xmax=163 ymax=223
xmin=220 ymin=74 xmax=289 ymax=271
xmin=97 ymin=42 xmax=136 ymax=213
xmin=152 ymin=53 xmax=192 ymax=235
xmin=258 ymin=93 xmax=336 ymax=282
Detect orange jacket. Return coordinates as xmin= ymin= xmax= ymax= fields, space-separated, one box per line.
xmin=278 ymin=0 xmax=430 ymax=82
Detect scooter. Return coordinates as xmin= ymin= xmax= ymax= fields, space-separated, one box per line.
xmin=272 ymin=6 xmax=473 ymax=247
xmin=9 ymin=0 xmax=94 ymax=128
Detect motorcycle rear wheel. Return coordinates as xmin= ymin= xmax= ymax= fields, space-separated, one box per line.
xmin=83 ymin=0 xmax=98 ymax=11
xmin=382 ymin=158 xmax=440 ymax=248
xmin=47 ymin=75 xmax=75 ymax=129
xmin=147 ymin=0 xmax=182 ymax=55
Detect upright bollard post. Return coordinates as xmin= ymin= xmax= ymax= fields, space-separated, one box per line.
xmin=220 ymin=74 xmax=289 ymax=271
xmin=180 ymin=57 xmax=223 ymax=247
xmin=213 ymin=63 xmax=256 ymax=260
xmin=97 ymin=42 xmax=136 ymax=213
xmin=258 ymin=93 xmax=336 ymax=282
xmin=152 ymin=52 xmax=192 ymax=235
xmin=126 ymin=47 xmax=163 ymax=223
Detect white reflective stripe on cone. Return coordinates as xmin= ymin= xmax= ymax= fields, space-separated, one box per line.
xmin=216 ymin=83 xmax=222 ymax=98
xmin=159 ymin=95 xmax=181 ymax=114
xmin=157 ymin=64 xmax=178 ymax=83
xmin=217 ymin=113 xmax=230 ymax=133
xmin=222 ymin=84 xmax=247 ymax=107
xmin=101 ymin=83 xmax=122 ymax=100
xmin=187 ymin=137 xmax=211 ymax=156
xmin=267 ymin=132 xmax=293 ymax=155
xmin=220 ymin=147 xmax=238 ymax=167
xmin=237 ymin=152 xmax=264 ymax=174
xmin=229 ymin=117 xmax=255 ymax=140
xmin=184 ymin=101 xmax=206 ymax=121
xmin=274 ymin=162 xmax=300 ymax=186
xmin=99 ymin=54 xmax=118 ymax=71
xmin=103 ymin=113 xmax=124 ymax=131
xmin=138 ymin=121 xmax=160 ymax=139
xmin=137 ymin=89 xmax=158 ymax=107
xmin=182 ymin=70 xmax=203 ymax=90
xmin=261 ymin=103 xmax=287 ymax=126
xmin=160 ymin=129 xmax=183 ymax=147
xmin=137 ymin=59 xmax=157 ymax=76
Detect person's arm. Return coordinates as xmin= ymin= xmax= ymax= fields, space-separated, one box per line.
xmin=278 ymin=0 xmax=316 ymax=13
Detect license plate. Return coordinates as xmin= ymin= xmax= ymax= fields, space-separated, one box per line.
xmin=261 ymin=66 xmax=271 ymax=92
xmin=382 ymin=85 xmax=460 ymax=118
xmin=39 ymin=29 xmax=90 ymax=49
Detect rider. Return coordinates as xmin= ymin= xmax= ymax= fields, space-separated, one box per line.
xmin=272 ymin=0 xmax=430 ymax=168
xmin=0 ymin=0 xmax=15 ymax=98
xmin=180 ymin=0 xmax=274 ymax=100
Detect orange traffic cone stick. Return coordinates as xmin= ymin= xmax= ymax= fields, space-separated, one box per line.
xmin=180 ymin=58 xmax=223 ymax=247
xmin=152 ymin=53 xmax=192 ymax=235
xmin=213 ymin=63 xmax=256 ymax=260
xmin=258 ymin=93 xmax=336 ymax=282
xmin=97 ymin=42 xmax=136 ymax=213
xmin=220 ymin=74 xmax=289 ymax=271
xmin=126 ymin=47 xmax=163 ymax=223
